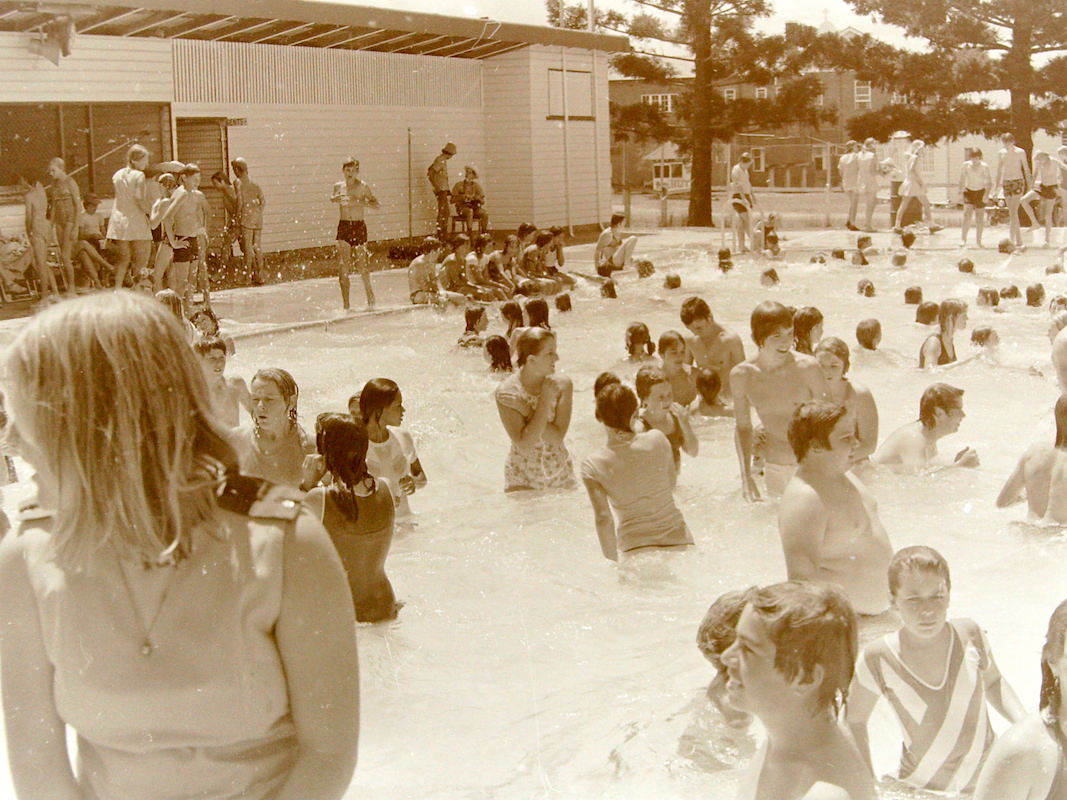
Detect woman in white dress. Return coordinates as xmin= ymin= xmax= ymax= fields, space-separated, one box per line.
xmin=106 ymin=144 xmax=153 ymax=289
xmin=894 ymin=139 xmax=931 ymax=232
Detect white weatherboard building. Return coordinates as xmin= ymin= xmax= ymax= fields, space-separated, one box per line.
xmin=0 ymin=0 xmax=625 ymax=253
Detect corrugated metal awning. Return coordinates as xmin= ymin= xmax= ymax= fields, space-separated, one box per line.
xmin=0 ymin=0 xmax=629 ymax=59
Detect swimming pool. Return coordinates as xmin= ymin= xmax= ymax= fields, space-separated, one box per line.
xmin=8 ymin=235 xmax=1067 ymax=798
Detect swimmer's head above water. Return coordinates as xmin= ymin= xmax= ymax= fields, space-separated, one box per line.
xmin=595 ymin=382 xmax=638 ymax=432
xmin=918 ymin=383 xmax=965 ymax=433
xmin=750 ymin=301 xmax=794 ymax=350
xmin=854 ymin=319 xmax=881 ymax=351
xmin=792 ymin=306 xmax=824 ymax=355
xmin=625 ymin=322 xmax=654 ymax=359
xmin=788 ymin=400 xmax=852 ymax=465
xmin=484 ymin=335 xmax=512 ymax=373
xmin=814 ymin=337 xmax=852 ymax=379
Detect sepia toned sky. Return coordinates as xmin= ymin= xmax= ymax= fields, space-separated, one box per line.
xmin=331 ymin=0 xmax=919 ymax=48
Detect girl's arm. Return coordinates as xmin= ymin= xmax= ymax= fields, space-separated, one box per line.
xmin=0 ymin=533 xmax=82 ymax=799
xmin=582 ymin=475 xmax=618 ymax=561
xmin=496 ymin=385 xmax=556 ymax=449
xmin=852 ymin=384 xmax=879 ymax=462
xmin=546 ymin=375 xmax=574 ymax=439
xmin=272 ymin=513 xmax=360 ymax=800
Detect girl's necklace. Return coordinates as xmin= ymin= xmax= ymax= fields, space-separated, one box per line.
xmin=114 ymin=549 xmax=179 ymax=657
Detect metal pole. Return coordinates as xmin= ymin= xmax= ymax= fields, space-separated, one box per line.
xmin=825 ymin=146 xmax=831 ymax=228
xmin=721 ymin=141 xmax=730 ymax=246
xmin=407 ymin=127 xmax=413 ymax=238
xmin=560 ymin=47 xmax=574 ymax=235
xmin=591 ymin=50 xmax=603 ymax=227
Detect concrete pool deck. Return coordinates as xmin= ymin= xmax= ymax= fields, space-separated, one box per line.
xmin=0 ymin=225 xmax=1062 ymax=346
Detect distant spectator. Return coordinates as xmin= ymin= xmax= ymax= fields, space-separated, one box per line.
xmin=231 ymin=156 xmax=266 ymax=284
xmin=451 ymin=165 xmax=489 ymax=236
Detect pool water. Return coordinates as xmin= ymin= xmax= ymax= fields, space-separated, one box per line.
xmin=8 ymin=239 xmax=1067 ymax=798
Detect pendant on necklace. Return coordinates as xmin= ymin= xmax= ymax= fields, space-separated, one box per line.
xmin=141 ymin=640 xmax=154 ymax=657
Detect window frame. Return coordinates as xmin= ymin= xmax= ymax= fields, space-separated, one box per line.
xmin=854 ymin=79 xmax=872 ymax=111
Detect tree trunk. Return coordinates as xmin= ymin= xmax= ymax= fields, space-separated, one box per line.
xmin=686 ymin=2 xmax=715 ymax=227
xmin=1008 ymin=18 xmax=1034 ymax=159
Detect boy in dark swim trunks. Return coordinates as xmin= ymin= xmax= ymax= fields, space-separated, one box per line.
xmin=995 ymin=133 xmax=1037 ymax=248
xmin=959 ymin=148 xmax=992 ymax=247
xmin=332 ymin=157 xmax=380 ymax=311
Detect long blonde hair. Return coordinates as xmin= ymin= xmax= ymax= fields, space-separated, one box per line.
xmin=4 ymin=292 xmax=237 ymax=569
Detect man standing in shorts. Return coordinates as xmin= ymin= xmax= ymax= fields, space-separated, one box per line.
xmin=332 ymin=157 xmax=379 ymax=311
xmin=153 ymin=164 xmax=206 ymax=299
xmin=994 ymin=133 xmax=1036 ymax=248
xmin=729 ymin=154 xmax=756 ymax=252
xmin=231 ymin=157 xmax=265 ymax=284
xmin=839 ymin=141 xmax=862 ymax=231
xmin=858 ymin=138 xmax=881 ymax=231
xmin=959 ymin=147 xmax=992 ymax=247
xmin=428 ymin=142 xmax=456 ymax=237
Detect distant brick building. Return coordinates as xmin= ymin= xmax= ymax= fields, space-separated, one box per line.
xmin=610 ymin=25 xmax=896 ymax=193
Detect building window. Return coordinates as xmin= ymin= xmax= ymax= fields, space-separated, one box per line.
xmin=815 ymin=94 xmax=824 ymax=107
xmin=920 ymin=146 xmax=936 ymax=172
xmin=750 ymin=147 xmax=766 ymax=172
xmin=854 ymin=80 xmax=872 ymax=110
xmin=755 ymin=87 xmax=768 ymax=99
xmin=723 ymin=88 xmax=737 ymax=101
xmin=548 ymin=69 xmax=594 ymax=119
xmin=641 ymin=94 xmax=675 ymax=113
xmin=813 ymin=145 xmax=829 ymax=172
xmin=0 ymin=102 xmax=171 ymax=200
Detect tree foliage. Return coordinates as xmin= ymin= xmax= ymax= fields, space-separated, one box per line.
xmin=815 ymin=0 xmax=1067 ymax=151
xmin=547 ymin=0 xmax=835 ymax=226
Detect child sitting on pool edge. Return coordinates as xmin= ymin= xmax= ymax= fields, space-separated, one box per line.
xmin=847 ymin=545 xmax=1025 ymax=795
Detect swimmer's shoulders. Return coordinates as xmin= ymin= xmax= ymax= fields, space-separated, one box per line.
xmin=992 ymin=713 xmax=1055 ymax=772
xmin=731 ymin=359 xmax=758 ymax=379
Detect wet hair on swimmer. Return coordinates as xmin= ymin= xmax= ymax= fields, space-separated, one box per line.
xmin=253 ymin=368 xmax=300 ymax=423
xmin=697 ymin=589 xmax=749 ymax=676
xmin=357 ymin=378 xmax=400 ymax=426
xmin=918 ymin=382 xmax=964 ymax=429
xmin=525 ymin=297 xmax=550 ymax=329
xmin=421 ymin=235 xmax=443 ymax=255
xmin=938 ymin=298 xmax=967 ymax=331
xmin=695 ymin=368 xmax=721 ymax=405
xmin=658 ymin=329 xmax=686 ymax=357
xmin=595 ymin=382 xmax=638 ymax=432
xmin=514 ymin=327 xmax=555 ymax=367
xmin=593 ymin=371 xmax=622 ymax=397
xmin=888 ymin=545 xmax=951 ymax=596
xmin=1040 ymin=598 xmax=1067 ymax=729
xmin=626 ymin=322 xmax=655 ymax=357
xmin=315 ymin=412 xmax=373 ymax=521
xmin=970 ymin=325 xmax=996 ymax=347
xmin=1056 ymin=395 xmax=1067 ymax=450
xmin=193 ymin=336 xmax=227 ymax=358
xmin=501 ymin=300 xmax=524 ymax=334
xmin=750 ymin=301 xmax=794 ymax=347
xmin=855 ymin=319 xmax=881 ymax=351
xmin=745 ymin=581 xmax=858 ymax=716
xmin=680 ymin=296 xmax=712 ymax=327
xmin=788 ymin=400 xmax=848 ymax=462
xmin=916 ymin=301 xmax=939 ymax=325
xmin=484 ymin=335 xmax=512 ymax=372
xmin=793 ymin=306 xmax=823 ymax=355
xmin=154 ymin=289 xmax=185 ymax=321
xmin=815 ymin=337 xmax=851 ymax=374
xmin=464 ymin=305 xmax=487 ymax=332
xmin=634 ymin=365 xmax=669 ymax=401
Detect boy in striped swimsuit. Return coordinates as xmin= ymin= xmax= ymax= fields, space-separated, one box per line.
xmin=847 ymin=546 xmax=1025 ymax=794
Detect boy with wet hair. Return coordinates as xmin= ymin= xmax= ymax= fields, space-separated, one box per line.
xmin=722 ymin=581 xmax=874 ymax=800
xmin=696 ymin=589 xmax=752 ymax=728
xmin=779 ymin=400 xmax=893 ymax=615
xmin=855 ymin=318 xmax=881 ymax=351
xmin=873 ymin=383 xmax=979 ymax=470
xmin=680 ymin=296 xmax=745 ymax=402
xmin=848 ymin=546 xmax=1025 ymax=795
xmin=730 ymin=301 xmax=826 ymax=500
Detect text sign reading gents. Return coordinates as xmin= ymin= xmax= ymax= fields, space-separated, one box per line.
xmin=227 ymin=118 xmax=248 ymax=126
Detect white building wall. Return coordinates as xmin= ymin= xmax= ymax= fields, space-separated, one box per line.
xmin=174 ymin=41 xmax=485 ymax=251
xmin=483 ymin=48 xmax=536 ymax=228
xmin=0 ymin=32 xmax=172 ymax=102
xmin=527 ymin=45 xmax=611 ymax=229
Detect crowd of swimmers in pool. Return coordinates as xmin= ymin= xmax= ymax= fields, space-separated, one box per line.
xmin=7 ymin=198 xmax=1067 ymax=800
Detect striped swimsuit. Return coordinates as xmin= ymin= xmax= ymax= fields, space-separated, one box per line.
xmin=853 ymin=620 xmax=996 ymax=794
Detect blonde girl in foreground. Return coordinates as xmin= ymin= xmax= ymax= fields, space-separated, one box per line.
xmin=0 ymin=292 xmax=359 ymax=800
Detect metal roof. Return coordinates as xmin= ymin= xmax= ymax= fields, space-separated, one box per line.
xmin=0 ymin=0 xmax=629 ymax=59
